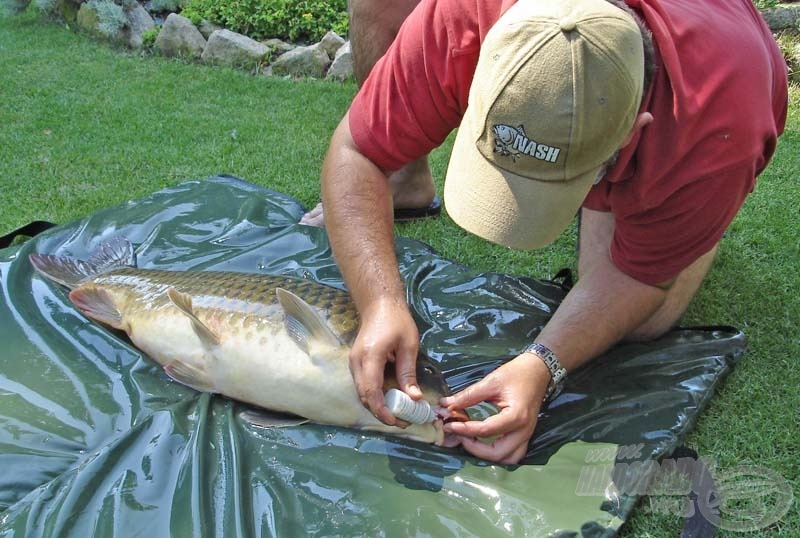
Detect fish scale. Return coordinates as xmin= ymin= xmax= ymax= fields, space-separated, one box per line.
xmin=28 ymin=237 xmax=450 ymax=445
xmin=89 ymin=267 xmax=360 ymax=342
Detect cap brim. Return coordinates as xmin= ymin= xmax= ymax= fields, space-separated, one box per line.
xmin=444 ymin=122 xmax=599 ymax=250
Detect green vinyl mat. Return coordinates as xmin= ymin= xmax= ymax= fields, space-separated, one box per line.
xmin=0 ymin=176 xmax=746 ymax=537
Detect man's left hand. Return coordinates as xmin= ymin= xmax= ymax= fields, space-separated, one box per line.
xmin=440 ymin=354 xmax=552 ymax=464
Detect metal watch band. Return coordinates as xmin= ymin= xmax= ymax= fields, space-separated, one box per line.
xmin=524 ymin=342 xmax=567 ymax=400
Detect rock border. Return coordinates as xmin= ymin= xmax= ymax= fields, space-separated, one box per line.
xmin=73 ymin=3 xmax=354 ymax=81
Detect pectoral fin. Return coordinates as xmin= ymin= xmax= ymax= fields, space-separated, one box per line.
xmin=69 ymin=287 xmax=124 ymax=329
xmin=167 ymin=288 xmax=220 ymax=347
xmin=275 ymin=288 xmax=342 ymax=357
xmin=240 ymin=409 xmax=310 ymax=428
xmin=164 ymin=360 xmax=215 ymax=392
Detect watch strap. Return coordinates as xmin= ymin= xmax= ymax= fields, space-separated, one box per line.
xmin=524 ymin=342 xmax=567 ymax=400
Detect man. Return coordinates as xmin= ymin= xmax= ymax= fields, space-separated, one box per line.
xmin=305 ymin=0 xmax=787 ymax=464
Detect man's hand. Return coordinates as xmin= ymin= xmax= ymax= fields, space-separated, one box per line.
xmin=440 ymin=353 xmax=551 ymax=464
xmin=349 ymin=298 xmax=423 ymax=425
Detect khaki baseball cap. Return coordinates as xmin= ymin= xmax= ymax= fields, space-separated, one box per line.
xmin=444 ymin=0 xmax=645 ymax=249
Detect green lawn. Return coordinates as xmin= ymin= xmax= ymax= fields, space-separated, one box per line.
xmin=1 ymin=9 xmax=798 ymax=536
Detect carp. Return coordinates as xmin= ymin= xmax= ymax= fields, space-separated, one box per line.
xmin=29 ymin=237 xmax=453 ymax=445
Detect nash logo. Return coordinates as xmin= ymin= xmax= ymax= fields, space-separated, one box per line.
xmin=492 ymin=124 xmax=561 ymax=164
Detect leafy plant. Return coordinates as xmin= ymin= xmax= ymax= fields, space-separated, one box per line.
xmin=181 ymin=0 xmax=348 ymax=42
xmin=141 ymin=25 xmax=160 ymax=48
xmin=774 ymin=30 xmax=800 ymax=83
xmin=86 ymin=0 xmax=127 ymax=38
xmin=150 ymin=0 xmax=185 ymax=13
xmin=752 ymin=0 xmax=780 ymax=10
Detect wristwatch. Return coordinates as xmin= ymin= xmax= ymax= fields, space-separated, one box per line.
xmin=523 ymin=342 xmax=567 ymax=401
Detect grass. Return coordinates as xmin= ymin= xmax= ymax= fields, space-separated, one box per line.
xmin=1 ymin=9 xmax=798 ymax=536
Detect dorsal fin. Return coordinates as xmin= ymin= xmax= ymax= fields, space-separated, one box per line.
xmin=88 ymin=236 xmax=136 ymax=271
xmin=29 ymin=236 xmax=136 ymax=289
xmin=275 ymin=287 xmax=342 ymax=355
xmin=167 ymin=288 xmax=220 ymax=346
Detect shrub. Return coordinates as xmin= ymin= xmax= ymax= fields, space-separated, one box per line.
xmin=774 ymin=30 xmax=800 ymax=83
xmin=753 ymin=0 xmax=780 ymax=10
xmin=86 ymin=0 xmax=127 ymax=38
xmin=141 ymin=25 xmax=160 ymax=48
xmin=150 ymin=0 xmax=185 ymax=13
xmin=181 ymin=0 xmax=348 ymax=42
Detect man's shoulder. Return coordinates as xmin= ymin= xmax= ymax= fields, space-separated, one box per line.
xmin=416 ymin=0 xmax=515 ymax=47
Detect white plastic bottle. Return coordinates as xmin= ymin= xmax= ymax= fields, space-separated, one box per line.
xmin=384 ymin=388 xmax=436 ymax=424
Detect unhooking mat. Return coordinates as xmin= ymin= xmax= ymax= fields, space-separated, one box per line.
xmin=0 ymin=176 xmax=746 ymax=537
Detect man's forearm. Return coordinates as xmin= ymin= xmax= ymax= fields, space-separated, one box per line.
xmin=321 ymin=116 xmax=406 ymax=313
xmin=536 ymin=263 xmax=668 ymax=373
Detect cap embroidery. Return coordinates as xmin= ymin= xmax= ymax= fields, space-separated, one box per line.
xmin=492 ymin=124 xmax=561 ymax=164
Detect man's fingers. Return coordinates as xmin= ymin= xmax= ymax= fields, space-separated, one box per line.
xmin=439 ymin=378 xmax=495 ymax=410
xmin=459 ymin=432 xmax=529 ymax=465
xmin=443 ymin=407 xmax=516 ymax=438
xmin=394 ymin=346 xmax=421 ymax=399
xmin=361 ymin=354 xmax=396 ymax=425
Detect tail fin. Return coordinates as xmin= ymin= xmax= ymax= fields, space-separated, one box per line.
xmin=29 ymin=236 xmax=136 ymax=289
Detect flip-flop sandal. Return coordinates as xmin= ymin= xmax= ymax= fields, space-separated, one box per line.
xmin=393 ymin=196 xmax=442 ymax=222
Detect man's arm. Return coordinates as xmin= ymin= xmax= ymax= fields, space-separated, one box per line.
xmin=442 ymin=246 xmax=669 ymax=463
xmin=322 ymin=113 xmax=423 ymax=425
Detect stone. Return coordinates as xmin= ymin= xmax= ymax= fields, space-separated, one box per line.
xmin=262 ymin=38 xmax=296 ymax=54
xmin=261 ymin=38 xmax=296 ymax=63
xmin=76 ymin=1 xmax=153 ymax=48
xmin=201 ymin=29 xmax=270 ymax=69
xmin=125 ymin=3 xmax=155 ymax=49
xmin=269 ymin=43 xmax=330 ymax=78
xmin=154 ymin=13 xmax=206 ymax=58
xmin=318 ymin=30 xmax=345 ymax=60
xmin=76 ymin=2 xmax=103 ymax=37
xmin=326 ymin=41 xmax=353 ymax=82
xmin=198 ymin=19 xmax=222 ymax=40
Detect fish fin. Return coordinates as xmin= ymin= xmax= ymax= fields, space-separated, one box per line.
xmin=166 ymin=288 xmax=221 ymax=347
xmin=164 ymin=360 xmax=215 ymax=392
xmin=69 ymin=287 xmax=124 ymax=329
xmin=275 ymin=287 xmax=342 ymax=355
xmin=87 ymin=236 xmax=136 ymax=272
xmin=240 ymin=409 xmax=310 ymax=428
xmin=29 ymin=236 xmax=135 ymax=289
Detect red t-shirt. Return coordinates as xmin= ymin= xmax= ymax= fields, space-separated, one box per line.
xmin=348 ymin=0 xmax=788 ymax=285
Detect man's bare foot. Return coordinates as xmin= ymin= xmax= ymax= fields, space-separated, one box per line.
xmin=299 ymin=156 xmax=436 ymax=227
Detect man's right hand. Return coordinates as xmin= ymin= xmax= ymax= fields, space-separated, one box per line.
xmin=349 ymin=297 xmax=422 ymax=426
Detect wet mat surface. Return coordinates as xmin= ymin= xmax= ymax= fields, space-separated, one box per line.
xmin=0 ymin=176 xmax=745 ymax=537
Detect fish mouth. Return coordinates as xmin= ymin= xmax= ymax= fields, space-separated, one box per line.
xmin=431 ymin=405 xmax=469 ymax=447
xmin=435 ymin=405 xmax=469 ymax=423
